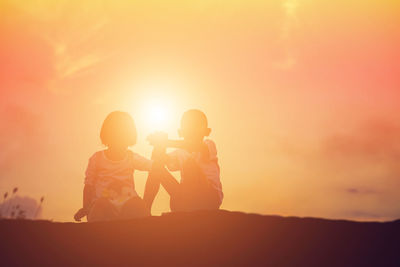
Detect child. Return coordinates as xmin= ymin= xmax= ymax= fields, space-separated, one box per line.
xmin=74 ymin=111 xmax=153 ymax=222
xmin=144 ymin=109 xmax=223 ymax=212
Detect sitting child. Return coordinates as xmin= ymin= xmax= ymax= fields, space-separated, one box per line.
xmin=74 ymin=111 xmax=153 ymax=222
xmin=144 ymin=109 xmax=223 ymax=212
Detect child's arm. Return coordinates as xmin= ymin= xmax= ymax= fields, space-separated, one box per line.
xmin=74 ymin=184 xmax=95 ymax=221
xmin=147 ymin=132 xmax=175 ymax=169
xmin=82 ymin=184 xmax=95 ymax=211
xmin=151 ymin=143 xmax=179 ymax=171
xmin=75 ymin=153 xmax=98 ymax=222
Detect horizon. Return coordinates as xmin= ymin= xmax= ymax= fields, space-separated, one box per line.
xmin=0 ymin=0 xmax=400 ymax=222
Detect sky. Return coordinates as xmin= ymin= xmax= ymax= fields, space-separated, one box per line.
xmin=0 ymin=0 xmax=399 ymax=221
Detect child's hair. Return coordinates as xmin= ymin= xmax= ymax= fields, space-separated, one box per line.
xmin=179 ymin=109 xmax=211 ymax=138
xmin=100 ymin=111 xmax=137 ymax=147
xmin=181 ymin=109 xmax=208 ymax=129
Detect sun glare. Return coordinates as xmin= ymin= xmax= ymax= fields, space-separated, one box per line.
xmin=149 ymin=105 xmax=167 ymax=125
xmin=144 ymin=99 xmax=171 ymax=131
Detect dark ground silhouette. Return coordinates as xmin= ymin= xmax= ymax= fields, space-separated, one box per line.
xmin=0 ymin=210 xmax=399 ymax=266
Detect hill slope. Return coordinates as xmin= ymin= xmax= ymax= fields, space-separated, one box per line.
xmin=0 ymin=210 xmax=399 ymax=266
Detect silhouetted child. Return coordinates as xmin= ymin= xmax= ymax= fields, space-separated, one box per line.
xmin=74 ymin=111 xmax=153 ymax=222
xmin=144 ymin=109 xmax=223 ymax=212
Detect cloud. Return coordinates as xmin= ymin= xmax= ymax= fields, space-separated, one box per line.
xmin=0 ymin=105 xmax=44 ymax=173
xmin=345 ymin=187 xmax=379 ymax=195
xmin=318 ymin=119 xmax=400 ymax=219
xmin=253 ymin=118 xmax=400 ymax=220
xmin=322 ymin=120 xmax=400 ymax=158
xmin=273 ymin=0 xmax=298 ymax=70
xmin=46 ymin=18 xmax=111 ymax=82
xmin=0 ymin=0 xmax=112 ymax=94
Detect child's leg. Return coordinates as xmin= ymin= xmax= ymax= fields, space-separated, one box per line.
xmin=144 ymin=167 xmax=184 ymax=211
xmin=178 ymin=180 xmax=221 ymax=211
xmin=143 ymin=172 xmax=161 ymax=211
xmin=119 ymin=197 xmax=150 ymax=219
xmin=143 ymin=167 xmax=180 ymax=207
xmin=87 ymin=197 xmax=118 ymax=222
xmin=158 ymin=167 xmax=180 ymax=196
xmin=153 ymin=167 xmax=219 ymax=212
xmin=198 ymin=186 xmax=221 ymax=210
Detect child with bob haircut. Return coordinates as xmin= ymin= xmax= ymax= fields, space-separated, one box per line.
xmin=74 ymin=111 xmax=153 ymax=222
xmin=144 ymin=109 xmax=223 ymax=212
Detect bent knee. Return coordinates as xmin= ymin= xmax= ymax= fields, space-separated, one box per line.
xmin=93 ymin=197 xmax=111 ymax=206
xmin=87 ymin=198 xmax=117 ymax=222
xmin=120 ymin=197 xmax=150 ymax=218
xmin=123 ymin=197 xmax=148 ymax=210
xmin=90 ymin=197 xmax=114 ymax=212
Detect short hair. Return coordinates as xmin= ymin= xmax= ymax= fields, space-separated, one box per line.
xmin=180 ymin=109 xmax=208 ymax=129
xmin=100 ymin=111 xmax=137 ymax=147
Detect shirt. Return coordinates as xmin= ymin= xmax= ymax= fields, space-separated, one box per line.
xmin=166 ymin=139 xmax=223 ymax=204
xmin=84 ymin=150 xmax=152 ymax=206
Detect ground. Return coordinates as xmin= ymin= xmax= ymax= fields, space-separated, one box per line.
xmin=0 ymin=210 xmax=399 ymax=266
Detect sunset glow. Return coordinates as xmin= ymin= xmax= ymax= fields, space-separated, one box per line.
xmin=143 ymin=99 xmax=171 ymax=131
xmin=0 ymin=0 xmax=399 ymax=222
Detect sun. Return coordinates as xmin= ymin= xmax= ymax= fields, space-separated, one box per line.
xmin=125 ymin=82 xmax=179 ymax=134
xmin=149 ymin=105 xmax=168 ymax=126
xmin=143 ymin=99 xmax=171 ymax=131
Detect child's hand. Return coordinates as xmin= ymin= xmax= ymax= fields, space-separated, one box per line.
xmin=147 ymin=131 xmax=168 ymax=147
xmin=147 ymin=132 xmax=169 ymax=164
xmin=74 ymin=207 xmax=88 ymax=222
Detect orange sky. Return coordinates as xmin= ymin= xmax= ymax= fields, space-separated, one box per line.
xmin=0 ymin=0 xmax=400 ymax=221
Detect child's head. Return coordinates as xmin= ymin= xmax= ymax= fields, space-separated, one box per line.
xmin=100 ymin=111 xmax=137 ymax=149
xmin=178 ymin=109 xmax=211 ymax=142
